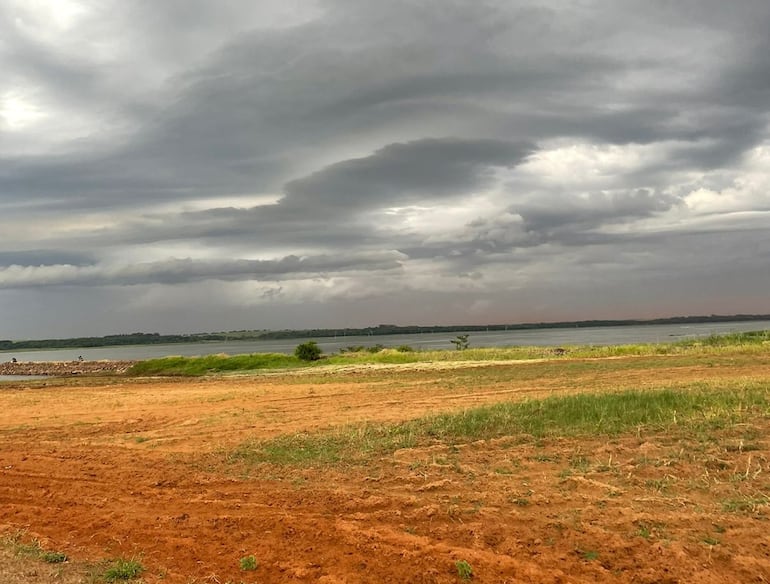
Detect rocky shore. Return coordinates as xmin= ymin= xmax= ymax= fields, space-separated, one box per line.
xmin=0 ymin=360 xmax=137 ymax=376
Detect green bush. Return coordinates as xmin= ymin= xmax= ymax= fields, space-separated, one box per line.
xmin=295 ymin=341 xmax=322 ymax=361
xmin=239 ymin=555 xmax=259 ymax=571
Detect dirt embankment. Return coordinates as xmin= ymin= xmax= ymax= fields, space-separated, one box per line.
xmin=0 ymin=360 xmax=136 ymax=376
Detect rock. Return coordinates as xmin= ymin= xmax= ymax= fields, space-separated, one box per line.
xmin=0 ymin=360 xmax=137 ymax=377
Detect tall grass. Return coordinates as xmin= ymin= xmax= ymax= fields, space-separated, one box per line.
xmin=227 ymin=381 xmax=770 ymax=466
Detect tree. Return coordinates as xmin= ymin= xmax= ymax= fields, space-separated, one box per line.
xmin=294 ymin=340 xmax=322 ymax=361
xmin=450 ymin=334 xmax=470 ymax=351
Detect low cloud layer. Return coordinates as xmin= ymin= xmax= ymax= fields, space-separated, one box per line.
xmin=1 ymin=0 xmax=769 ymax=337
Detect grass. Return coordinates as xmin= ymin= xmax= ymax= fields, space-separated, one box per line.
xmin=1 ymin=532 xmax=68 ymax=564
xmin=100 ymin=558 xmax=144 ymax=582
xmin=127 ymin=352 xmax=301 ymax=375
xmin=227 ymin=381 xmax=770 ymax=467
xmin=454 ymin=559 xmax=473 ymax=580
xmin=126 ymin=330 xmax=770 ymax=376
xmin=41 ymin=551 xmax=68 ymax=563
xmin=721 ymin=495 xmax=770 ymax=514
xmin=0 ymin=532 xmax=94 ymax=584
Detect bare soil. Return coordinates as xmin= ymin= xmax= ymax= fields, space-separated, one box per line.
xmin=2 ymin=356 xmax=770 ymax=583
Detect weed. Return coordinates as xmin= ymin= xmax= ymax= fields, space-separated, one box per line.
xmin=725 ymin=441 xmax=761 ymax=453
xmin=569 ymin=455 xmax=590 ymax=473
xmin=101 ymin=558 xmax=144 ymax=582
xmin=702 ymin=536 xmax=719 ymax=546
xmin=239 ymin=555 xmax=259 ymax=571
xmin=4 ymin=534 xmax=44 ymax=558
xmin=408 ymin=460 xmax=426 ymax=471
xmin=42 ymin=550 xmax=68 ymax=563
xmin=722 ymin=495 xmax=769 ymax=513
xmin=579 ymin=550 xmax=599 ymax=561
xmin=531 ymin=454 xmax=559 ymax=463
xmin=2 ymin=532 xmax=68 ymax=564
xmin=645 ymin=477 xmax=675 ymax=493
xmin=455 ymin=559 xmax=473 ymax=580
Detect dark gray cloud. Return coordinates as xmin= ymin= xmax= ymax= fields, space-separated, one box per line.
xmin=284 ymin=139 xmax=534 ymax=209
xmin=515 ymin=189 xmax=683 ymax=234
xmin=0 ymin=252 xmax=404 ymax=289
xmin=1 ymin=0 xmax=769 ymax=337
xmin=0 ymin=249 xmax=95 ymax=268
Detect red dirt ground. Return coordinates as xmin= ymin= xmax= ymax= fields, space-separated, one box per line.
xmin=2 ymin=357 xmax=770 ymax=583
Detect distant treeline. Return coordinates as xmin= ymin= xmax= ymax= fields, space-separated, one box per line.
xmin=2 ymin=314 xmax=769 ymax=351
xmin=0 ymin=332 xmax=227 ymax=351
xmin=256 ymin=314 xmax=770 ymax=339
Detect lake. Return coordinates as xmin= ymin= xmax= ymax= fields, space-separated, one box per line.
xmin=2 ymin=320 xmax=769 ymax=365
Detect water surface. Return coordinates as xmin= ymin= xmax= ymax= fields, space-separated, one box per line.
xmin=2 ymin=320 xmax=768 ymax=363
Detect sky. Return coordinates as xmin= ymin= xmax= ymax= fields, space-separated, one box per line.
xmin=1 ymin=0 xmax=769 ymax=339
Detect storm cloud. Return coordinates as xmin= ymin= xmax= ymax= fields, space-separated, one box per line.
xmin=1 ymin=0 xmax=769 ymax=337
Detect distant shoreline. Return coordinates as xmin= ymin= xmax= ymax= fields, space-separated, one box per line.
xmin=2 ymin=313 xmax=769 ymax=352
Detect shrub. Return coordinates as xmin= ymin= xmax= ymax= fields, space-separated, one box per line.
xmin=396 ymin=345 xmax=414 ymax=352
xmin=239 ymin=555 xmax=259 ymax=571
xmin=294 ymin=341 xmax=322 ymax=361
xmin=450 ymin=334 xmax=470 ymax=351
xmin=339 ymin=345 xmax=366 ymax=353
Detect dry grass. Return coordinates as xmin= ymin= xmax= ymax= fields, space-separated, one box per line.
xmin=0 ymin=545 xmax=86 ymax=584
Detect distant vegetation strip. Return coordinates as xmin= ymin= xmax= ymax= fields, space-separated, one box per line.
xmin=127 ymin=353 xmax=300 ymax=376
xmin=228 ymin=380 xmax=770 ymax=466
xmin=4 ymin=314 xmax=770 ymax=350
xmin=127 ymin=330 xmax=770 ymax=377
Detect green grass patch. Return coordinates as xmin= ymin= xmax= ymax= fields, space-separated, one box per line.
xmin=127 ymin=352 xmax=301 ymax=376
xmin=100 ymin=558 xmax=144 ymax=582
xmin=227 ymin=381 xmax=770 ymax=466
